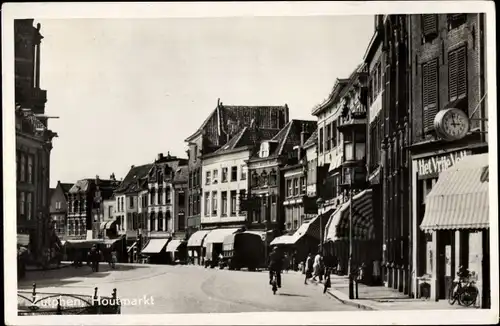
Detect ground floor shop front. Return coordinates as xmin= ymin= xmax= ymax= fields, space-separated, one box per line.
xmin=413 ymin=152 xmax=490 ymax=308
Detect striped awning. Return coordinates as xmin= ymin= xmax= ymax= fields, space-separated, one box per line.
xmin=420 ymin=154 xmax=489 ymax=231
xmin=203 ymin=228 xmax=240 ymax=247
xmin=325 ymin=189 xmax=374 ymax=241
xmin=187 ymin=230 xmax=211 ymax=247
xmin=270 ymin=209 xmax=334 ymax=246
xmin=141 ymin=238 xmax=170 ymax=254
xmin=166 ymin=239 xmax=185 ymax=252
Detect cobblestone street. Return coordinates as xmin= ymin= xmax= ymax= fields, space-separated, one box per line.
xmin=19 ymin=264 xmax=357 ymax=314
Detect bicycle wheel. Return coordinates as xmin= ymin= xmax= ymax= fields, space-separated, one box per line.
xmin=448 ymin=283 xmax=457 ymax=305
xmin=459 ymin=285 xmax=479 ymax=307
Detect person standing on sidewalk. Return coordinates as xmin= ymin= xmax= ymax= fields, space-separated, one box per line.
xmin=312 ymin=252 xmax=322 ymax=282
xmin=304 ymin=253 xmax=313 ymax=284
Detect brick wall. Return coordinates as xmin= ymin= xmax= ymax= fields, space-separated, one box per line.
xmin=410 ymin=14 xmax=482 ymax=143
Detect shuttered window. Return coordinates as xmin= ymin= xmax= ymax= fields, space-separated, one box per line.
xmin=447 ymin=14 xmax=467 ymax=30
xmin=421 ymin=15 xmax=438 ymax=42
xmin=448 ymin=46 xmax=467 ymax=102
xmin=422 ymin=59 xmax=439 ymax=133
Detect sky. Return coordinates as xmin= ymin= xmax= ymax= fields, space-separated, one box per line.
xmin=38 ymin=16 xmax=375 ymax=187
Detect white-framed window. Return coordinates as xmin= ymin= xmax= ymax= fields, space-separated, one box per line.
xmin=240 ymin=165 xmax=247 ymax=180
xmin=259 ymin=142 xmax=270 ymax=158
xmin=222 ymin=168 xmax=228 ymax=183
xmin=204 ymin=192 xmax=210 ymax=217
xmin=211 ymin=191 xmax=218 ymax=216
xmin=206 ymin=171 xmax=211 ymax=185
xmin=212 ymin=169 xmax=218 ymax=184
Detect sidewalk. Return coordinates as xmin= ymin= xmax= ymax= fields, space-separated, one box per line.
xmin=310 ymin=275 xmax=473 ymax=310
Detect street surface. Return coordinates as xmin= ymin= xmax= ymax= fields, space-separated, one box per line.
xmin=18 ymin=263 xmax=357 ymax=314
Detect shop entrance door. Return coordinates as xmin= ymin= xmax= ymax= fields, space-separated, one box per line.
xmin=438 ymin=231 xmax=453 ymax=300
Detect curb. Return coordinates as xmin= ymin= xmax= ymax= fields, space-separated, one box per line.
xmin=326 ymin=289 xmax=378 ymax=311
xmin=305 ymin=279 xmax=378 ymax=311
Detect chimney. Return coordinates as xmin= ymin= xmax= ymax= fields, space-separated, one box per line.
xmin=158 ymin=153 xmax=164 ymax=161
xmin=110 ymin=173 xmax=116 ymax=181
xmin=167 ymin=151 xmax=171 ymax=158
xmin=300 ymin=123 xmax=306 ymax=147
xmin=217 ymin=98 xmax=220 ymax=106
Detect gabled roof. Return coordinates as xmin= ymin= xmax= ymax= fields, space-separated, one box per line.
xmin=69 ymin=178 xmax=120 ymax=195
xmin=271 ymin=119 xmax=317 ymax=157
xmin=302 ymin=128 xmax=318 ymax=149
xmin=115 ymin=164 xmax=153 ymax=194
xmin=212 ymin=126 xmax=280 ymax=156
xmin=173 ymin=165 xmax=188 ymax=184
xmin=185 ymin=100 xmax=289 ymax=146
xmin=59 ymin=183 xmax=74 ymax=193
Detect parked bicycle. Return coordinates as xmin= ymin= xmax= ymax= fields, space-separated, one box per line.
xmin=448 ymin=266 xmax=479 ymax=307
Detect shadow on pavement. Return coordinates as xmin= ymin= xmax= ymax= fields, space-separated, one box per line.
xmin=278 ymin=293 xmax=309 ymax=298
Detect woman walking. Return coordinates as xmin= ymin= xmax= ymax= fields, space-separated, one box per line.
xmin=304 ymin=253 xmax=314 ymax=284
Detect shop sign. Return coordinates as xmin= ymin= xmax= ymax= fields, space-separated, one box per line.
xmin=417 ymin=150 xmax=471 ymax=179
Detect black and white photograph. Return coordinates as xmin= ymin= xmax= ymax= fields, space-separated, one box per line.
xmin=2 ymin=2 xmax=498 ymax=325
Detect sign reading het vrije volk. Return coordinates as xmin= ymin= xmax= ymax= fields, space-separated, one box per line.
xmin=417 ymin=150 xmax=471 ymax=179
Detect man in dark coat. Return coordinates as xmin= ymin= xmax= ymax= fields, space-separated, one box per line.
xmin=268 ymin=247 xmax=284 ymax=288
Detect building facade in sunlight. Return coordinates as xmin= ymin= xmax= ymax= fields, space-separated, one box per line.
xmin=15 ymin=19 xmax=58 ymax=265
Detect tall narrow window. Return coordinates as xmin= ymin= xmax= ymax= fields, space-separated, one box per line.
xmin=222 ymin=168 xmax=228 ymax=183
xmin=325 ymin=123 xmax=332 ymax=151
xmin=157 ymin=212 xmax=163 ymax=231
xmin=240 ymin=165 xmax=247 ymax=180
xmin=239 ymin=189 xmax=246 ymax=214
xmin=422 ymin=58 xmax=439 ymax=133
xmin=221 ymin=192 xmax=228 ymax=215
xmin=269 ymin=170 xmax=277 ymax=186
xmin=16 ymin=152 xmax=20 ymax=181
xmin=19 ymin=192 xmax=25 ymax=216
xmin=204 ymin=192 xmax=210 ymax=217
xmin=318 ymin=127 xmax=324 ymax=153
xmin=129 ymin=196 xmax=134 ymax=209
xmin=230 ymin=191 xmax=237 ymax=215
xmin=231 ymin=166 xmax=238 ymax=182
xmin=212 ymin=169 xmax=218 ymax=184
xmin=27 ymin=155 xmax=33 ymax=183
xmin=293 ymin=179 xmax=299 ymax=196
xmin=206 ymin=171 xmax=211 ymax=185
xmin=300 ymin=177 xmax=306 ymax=194
xmin=20 ymin=154 xmax=26 ymax=182
xmin=212 ymin=191 xmax=218 ymax=216
xmin=287 ymin=180 xmax=292 ymax=197
xmin=421 ymin=15 xmax=438 ymax=42
xmin=448 ymin=46 xmax=467 ymax=102
xmin=26 ymin=193 xmax=32 ymax=220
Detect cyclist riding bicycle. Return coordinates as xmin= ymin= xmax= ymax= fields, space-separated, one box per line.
xmin=268 ymin=247 xmax=284 ymax=288
xmin=456 ymin=265 xmax=471 ymax=282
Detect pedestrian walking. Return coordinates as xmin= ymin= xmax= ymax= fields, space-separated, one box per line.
xmin=323 ymin=267 xmax=332 ymax=294
xmin=304 ymin=253 xmax=314 ymax=284
xmin=312 ymin=252 xmax=322 ymax=282
xmin=283 ymin=254 xmax=290 ymax=273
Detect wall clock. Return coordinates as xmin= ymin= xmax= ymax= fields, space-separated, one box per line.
xmin=434 ymin=108 xmax=470 ymax=141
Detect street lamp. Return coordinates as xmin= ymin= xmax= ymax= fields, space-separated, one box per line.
xmin=348 ymin=167 xmax=355 ymax=299
xmin=316 ymin=197 xmax=324 ymax=255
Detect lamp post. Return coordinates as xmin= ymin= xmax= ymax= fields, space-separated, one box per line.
xmin=348 ymin=167 xmax=355 ymax=299
xmin=316 ymin=197 xmax=324 ymax=255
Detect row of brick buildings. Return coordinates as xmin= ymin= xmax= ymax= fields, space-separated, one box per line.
xmin=180 ymin=14 xmax=490 ymax=308
xmin=18 ymin=14 xmax=490 ymax=307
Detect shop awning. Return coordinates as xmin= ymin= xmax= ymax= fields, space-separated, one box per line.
xmin=270 ymin=234 xmax=302 ymax=246
xmin=187 ymin=230 xmax=211 ymax=247
xmin=166 ymin=239 xmax=186 ymax=253
xmin=324 ymin=203 xmax=350 ymax=242
xmin=100 ymin=220 xmax=117 ymax=231
xmin=141 ymin=239 xmax=170 ymax=254
xmin=420 ymin=154 xmax=489 ymax=231
xmin=270 ymin=209 xmax=334 ymax=246
xmin=66 ymin=239 xmax=99 ymax=249
xmin=203 ymin=228 xmax=240 ymax=247
xmin=325 ymin=189 xmax=375 ymax=241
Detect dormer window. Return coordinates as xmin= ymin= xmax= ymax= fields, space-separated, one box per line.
xmin=259 ymin=142 xmax=270 ymax=158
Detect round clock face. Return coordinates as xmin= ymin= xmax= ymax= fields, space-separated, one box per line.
xmin=440 ymin=108 xmax=470 ymax=140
